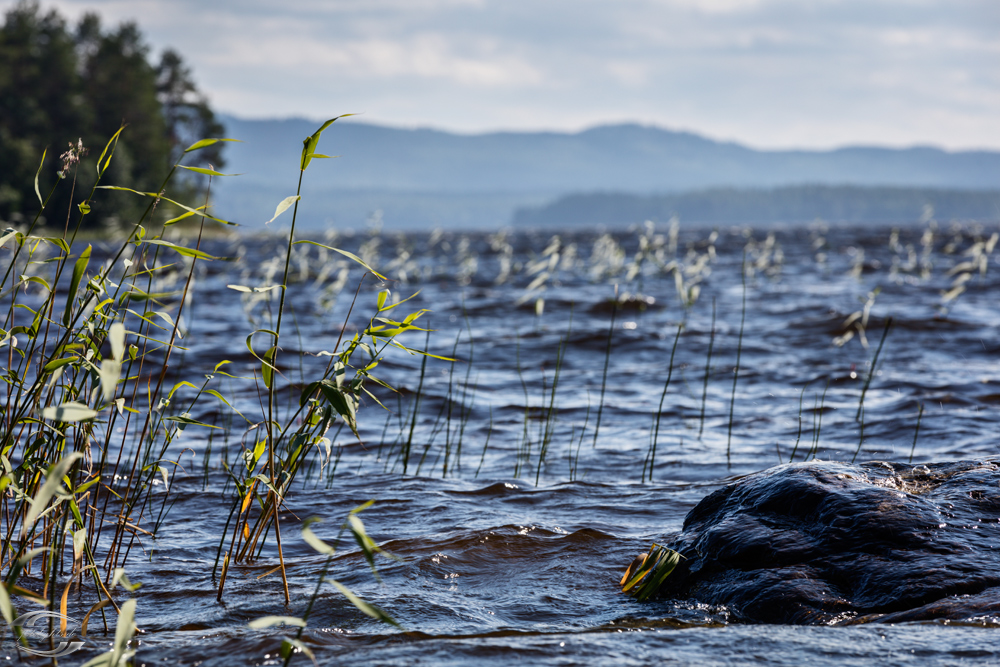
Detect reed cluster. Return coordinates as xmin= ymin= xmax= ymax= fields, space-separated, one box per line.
xmin=0 ymin=119 xmax=430 ymax=659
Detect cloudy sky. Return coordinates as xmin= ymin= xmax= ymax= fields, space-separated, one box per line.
xmin=22 ymin=0 xmax=1000 ymax=150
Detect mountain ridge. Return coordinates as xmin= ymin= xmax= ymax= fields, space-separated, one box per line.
xmin=211 ymin=115 xmax=1000 ymax=230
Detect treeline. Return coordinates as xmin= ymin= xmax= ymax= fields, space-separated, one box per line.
xmin=0 ymin=1 xmax=224 ymax=228
xmin=513 ymin=185 xmax=1000 ymax=228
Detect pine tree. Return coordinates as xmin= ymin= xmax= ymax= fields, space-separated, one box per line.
xmin=0 ymin=1 xmax=225 ymax=228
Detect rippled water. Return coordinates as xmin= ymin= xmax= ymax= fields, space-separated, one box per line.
xmin=25 ymin=220 xmax=1000 ymax=665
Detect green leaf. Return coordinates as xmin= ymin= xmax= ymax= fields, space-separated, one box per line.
xmin=252 ymin=438 xmax=266 ymax=466
xmin=95 ymin=126 xmax=125 ymax=177
xmin=163 ymin=209 xmax=198 ymax=226
xmin=176 ymin=165 xmax=240 ymax=177
xmin=108 ymin=598 xmax=137 ymax=667
xmin=183 ymin=137 xmax=241 ymax=153
xmin=266 ymin=196 xmax=300 ymax=225
xmin=78 ymin=201 xmax=91 ymax=215
xmin=262 ymin=346 xmax=277 ymax=389
xmin=203 ymin=389 xmax=249 ymax=422
xmin=0 ymin=228 xmax=20 ymax=248
xmin=144 ymin=239 xmax=217 ymax=260
xmin=108 ymin=322 xmax=126 ymax=361
xmin=163 ymin=414 xmax=222 ymax=430
xmin=248 ymin=616 xmax=306 ymax=629
xmin=280 ymin=637 xmax=315 ymax=663
xmin=72 ymin=528 xmax=87 ymax=561
xmin=622 ymin=544 xmax=682 ymax=602
xmin=294 ymin=240 xmax=386 ymax=280
xmin=300 ymin=114 xmax=356 ymax=171
xmin=301 ymin=520 xmax=335 ymax=556
xmin=42 ymin=357 xmax=77 ymax=373
xmin=22 ymin=453 xmax=83 ymax=533
xmin=317 ymin=380 xmax=358 ymax=435
xmin=34 ymin=148 xmax=46 ymax=206
xmin=41 ymin=402 xmax=97 ymax=423
xmin=326 ymin=579 xmax=400 ymax=628
xmin=377 ymin=289 xmax=390 ymax=310
xmin=227 ymin=284 xmax=280 ymax=294
xmin=97 ymin=186 xmax=236 ymax=225
xmin=0 ymin=582 xmax=14 ymax=626
xmin=110 ymin=568 xmax=141 ymax=592
xmin=63 ymin=245 xmax=92 ymax=326
xmin=99 ymin=359 xmax=121 ymax=402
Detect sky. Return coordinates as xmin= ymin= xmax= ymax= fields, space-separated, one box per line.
xmin=16 ymin=0 xmax=1000 ymax=150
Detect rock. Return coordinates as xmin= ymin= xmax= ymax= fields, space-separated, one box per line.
xmin=635 ymin=459 xmax=1000 ymax=624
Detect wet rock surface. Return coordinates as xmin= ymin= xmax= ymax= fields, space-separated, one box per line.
xmin=653 ymin=459 xmax=1000 ymax=624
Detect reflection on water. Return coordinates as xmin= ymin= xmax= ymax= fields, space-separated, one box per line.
xmin=26 ymin=221 xmax=1000 ymax=665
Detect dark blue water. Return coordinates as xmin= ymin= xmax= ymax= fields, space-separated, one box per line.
xmin=16 ymin=220 xmax=1000 ymax=665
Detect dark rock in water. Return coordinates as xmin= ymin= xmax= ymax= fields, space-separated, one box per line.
xmin=649 ymin=459 xmax=1000 ymax=625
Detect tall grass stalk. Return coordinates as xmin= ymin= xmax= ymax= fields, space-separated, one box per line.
xmin=0 ymin=118 xmax=422 ymax=648
xmin=727 ymin=261 xmax=747 ymax=459
xmin=908 ymin=403 xmax=924 ymax=463
xmin=475 ymin=407 xmax=493 ymax=478
xmin=592 ymin=286 xmax=618 ymax=449
xmin=698 ymin=299 xmax=717 ymax=439
xmin=401 ymin=329 xmax=432 ymax=474
xmin=788 ymin=385 xmax=807 ymax=462
xmin=856 ymin=317 xmax=893 ymax=421
xmin=535 ymin=311 xmax=571 ymax=485
xmin=852 ymin=405 xmax=865 ymax=463
xmin=646 ymin=324 xmax=683 ymax=483
xmin=807 ymin=382 xmax=831 ymax=459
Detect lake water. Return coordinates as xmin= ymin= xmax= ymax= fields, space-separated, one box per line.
xmin=17 ymin=219 xmax=1000 ymax=665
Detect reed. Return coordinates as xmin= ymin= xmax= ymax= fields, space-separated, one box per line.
xmin=646 ymin=324 xmax=683 ymax=483
xmin=856 ymin=317 xmax=893 ymax=421
xmin=0 ymin=118 xmax=426 ymax=651
xmin=591 ymin=286 xmax=619 ymax=449
xmin=535 ymin=312 xmax=571 ymax=485
xmin=807 ymin=382 xmax=831 ymax=459
xmin=788 ymin=385 xmax=807 ymax=462
xmin=908 ymin=403 xmax=924 ymax=463
xmin=852 ymin=405 xmax=866 ymax=463
xmin=698 ymin=299 xmax=717 ymax=439
xmin=726 ymin=257 xmax=747 ymax=460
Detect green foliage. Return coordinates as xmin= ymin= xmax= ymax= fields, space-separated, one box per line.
xmin=0 ymin=106 xmax=438 ymax=662
xmin=621 ymin=545 xmax=683 ymax=602
xmin=0 ymin=1 xmax=224 ymax=228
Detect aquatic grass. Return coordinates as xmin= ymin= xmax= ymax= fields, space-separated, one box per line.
xmin=855 ymin=317 xmax=893 ymax=422
xmin=646 ymin=323 xmax=683 ymax=483
xmin=0 ymin=117 xmax=434 ymax=652
xmin=568 ymin=395 xmax=591 ymax=482
xmin=475 ymin=407 xmax=493 ymax=479
xmin=788 ymin=385 xmax=807 ymax=462
xmin=535 ymin=310 xmax=571 ymax=485
xmin=441 ymin=327 xmax=463 ymax=477
xmin=852 ymin=405 xmax=866 ymax=463
xmin=592 ymin=286 xmax=618 ymax=449
xmin=806 ymin=382 xmax=831 ymax=459
xmin=908 ymin=403 xmax=924 ymax=463
xmin=399 ymin=329 xmax=432 ymax=474
xmin=698 ymin=298 xmax=717 ymax=439
xmin=513 ymin=330 xmax=531 ymax=478
xmin=620 ymin=544 xmax=682 ymax=602
xmin=727 ymin=257 xmax=747 ymax=460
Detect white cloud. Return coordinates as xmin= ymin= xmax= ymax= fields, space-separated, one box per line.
xmin=13 ymin=0 xmax=1000 ymax=149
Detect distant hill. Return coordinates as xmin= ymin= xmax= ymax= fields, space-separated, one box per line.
xmin=513 ymin=185 xmax=1000 ymax=228
xmin=211 ymin=116 xmax=1000 ymax=230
